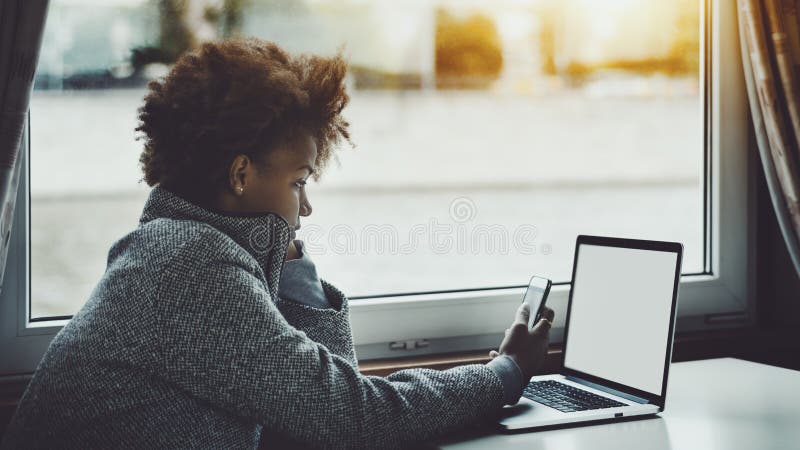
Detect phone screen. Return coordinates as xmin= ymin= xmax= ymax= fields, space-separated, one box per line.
xmin=522 ymin=276 xmax=551 ymax=329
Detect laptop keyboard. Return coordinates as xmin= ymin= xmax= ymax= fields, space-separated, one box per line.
xmin=522 ymin=380 xmax=627 ymax=413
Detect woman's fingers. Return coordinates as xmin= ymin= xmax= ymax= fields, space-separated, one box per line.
xmin=540 ymin=306 xmax=555 ymax=322
xmin=489 ymin=350 xmax=499 ymax=359
xmin=531 ymin=315 xmax=552 ymax=336
xmin=514 ymin=302 xmax=531 ymax=326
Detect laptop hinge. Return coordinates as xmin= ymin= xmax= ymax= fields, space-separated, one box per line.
xmin=565 ymin=375 xmax=650 ymax=404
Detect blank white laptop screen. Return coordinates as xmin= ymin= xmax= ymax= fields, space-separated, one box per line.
xmin=563 ymin=244 xmax=678 ymax=395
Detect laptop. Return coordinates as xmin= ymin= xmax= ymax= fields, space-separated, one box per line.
xmin=498 ymin=234 xmax=683 ymax=430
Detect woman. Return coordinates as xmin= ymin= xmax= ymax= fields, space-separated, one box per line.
xmin=2 ymin=38 xmax=553 ymax=449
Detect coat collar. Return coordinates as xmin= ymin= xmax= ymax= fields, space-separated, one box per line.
xmin=138 ymin=185 xmax=291 ymax=299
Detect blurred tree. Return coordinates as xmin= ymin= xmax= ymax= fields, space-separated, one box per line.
xmin=564 ymin=61 xmax=590 ymax=86
xmin=131 ymin=0 xmax=249 ymax=71
xmin=131 ymin=0 xmax=194 ymax=70
xmin=204 ymin=0 xmax=249 ymax=38
xmin=538 ymin=6 xmax=558 ymax=76
xmin=559 ymin=0 xmax=700 ymax=81
xmin=158 ymin=0 xmax=195 ymax=61
xmin=667 ymin=0 xmax=700 ymax=75
xmin=435 ymin=8 xmax=503 ymax=89
xmin=221 ymin=0 xmax=248 ymax=37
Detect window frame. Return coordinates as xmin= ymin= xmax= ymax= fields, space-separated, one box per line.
xmin=0 ymin=0 xmax=753 ymax=374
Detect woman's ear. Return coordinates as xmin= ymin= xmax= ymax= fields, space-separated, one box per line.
xmin=228 ymin=154 xmax=250 ymax=195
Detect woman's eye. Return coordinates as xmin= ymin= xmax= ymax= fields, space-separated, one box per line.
xmin=294 ymin=180 xmax=307 ymax=188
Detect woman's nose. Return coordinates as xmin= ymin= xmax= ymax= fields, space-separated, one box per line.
xmin=300 ymin=197 xmax=312 ymax=216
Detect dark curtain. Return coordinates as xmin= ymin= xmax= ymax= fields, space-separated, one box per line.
xmin=738 ymin=0 xmax=800 ymax=279
xmin=0 ymin=1 xmax=49 ymax=291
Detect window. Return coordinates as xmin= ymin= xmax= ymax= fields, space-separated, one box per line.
xmin=0 ymin=0 xmax=750 ymax=372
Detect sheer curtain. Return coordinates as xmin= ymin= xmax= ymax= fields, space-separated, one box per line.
xmin=0 ymin=1 xmax=49 ymax=291
xmin=739 ymin=0 xmax=800 ymax=279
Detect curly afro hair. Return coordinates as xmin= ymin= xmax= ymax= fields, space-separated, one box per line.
xmin=136 ymin=38 xmax=352 ymax=204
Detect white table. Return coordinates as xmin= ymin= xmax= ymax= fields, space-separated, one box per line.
xmin=432 ymin=358 xmax=800 ymax=450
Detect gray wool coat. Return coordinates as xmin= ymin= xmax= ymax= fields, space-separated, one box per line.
xmin=1 ymin=185 xmax=523 ymax=449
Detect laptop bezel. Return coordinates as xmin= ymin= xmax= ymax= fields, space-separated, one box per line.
xmin=559 ymin=234 xmax=683 ymax=410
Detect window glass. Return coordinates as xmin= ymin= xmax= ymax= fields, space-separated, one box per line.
xmin=31 ymin=0 xmax=702 ymax=318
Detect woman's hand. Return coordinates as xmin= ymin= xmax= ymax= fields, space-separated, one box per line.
xmin=488 ymin=303 xmax=554 ymax=380
xmin=285 ymin=239 xmax=301 ymax=261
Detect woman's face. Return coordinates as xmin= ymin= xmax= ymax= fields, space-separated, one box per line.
xmin=221 ymin=133 xmax=317 ymax=239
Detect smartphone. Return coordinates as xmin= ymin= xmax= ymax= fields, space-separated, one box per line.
xmin=521 ymin=276 xmax=552 ymax=330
